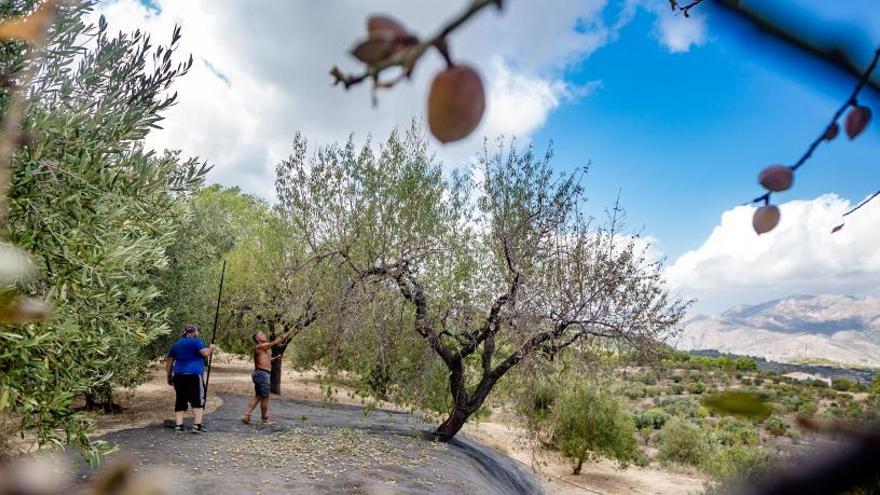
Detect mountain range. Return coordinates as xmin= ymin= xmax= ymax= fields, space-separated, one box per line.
xmin=675 ymin=295 xmax=880 ymax=368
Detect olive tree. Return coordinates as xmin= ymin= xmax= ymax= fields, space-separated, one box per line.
xmin=173 ymin=184 xmax=328 ymax=394
xmin=0 ymin=0 xmax=205 ymax=457
xmin=277 ymin=123 xmax=688 ymax=440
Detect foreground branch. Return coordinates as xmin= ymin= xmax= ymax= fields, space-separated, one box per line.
xmin=329 ymin=0 xmax=502 ymax=91
xmin=747 ymin=44 xmax=880 ymax=207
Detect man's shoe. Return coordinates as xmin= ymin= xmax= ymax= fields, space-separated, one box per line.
xmin=173 ymin=425 xmax=185 ymax=434
xmin=192 ymin=424 xmax=207 ymax=434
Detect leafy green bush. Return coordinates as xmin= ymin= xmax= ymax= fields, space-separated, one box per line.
xmin=735 ymin=358 xmax=759 ymax=371
xmin=670 ymin=383 xmax=684 ymax=395
xmin=657 ymin=419 xmax=706 ymax=467
xmin=517 ymin=379 xmax=559 ymax=426
xmin=796 ymin=400 xmax=818 ymax=419
xmin=638 ymin=370 xmax=659 ymax=385
xmin=703 ymin=444 xmax=769 ymax=479
xmin=832 ymin=378 xmax=855 ymax=392
xmin=633 ymin=407 xmax=670 ymax=430
xmin=686 ymin=382 xmax=706 ymax=395
xmin=660 ymin=397 xmax=707 ymax=419
xmin=715 ymin=417 xmax=759 ymax=446
xmin=624 ymin=384 xmax=647 ymax=400
xmin=553 ymin=383 xmax=638 ymax=475
xmin=764 ymin=415 xmax=789 ymax=437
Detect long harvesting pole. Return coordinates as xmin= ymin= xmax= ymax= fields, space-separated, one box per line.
xmin=203 ymin=259 xmax=226 ymax=401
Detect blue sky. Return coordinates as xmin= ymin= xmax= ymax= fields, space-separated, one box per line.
xmin=532 ymin=1 xmax=880 ymax=261
xmin=113 ymin=0 xmax=880 ymax=313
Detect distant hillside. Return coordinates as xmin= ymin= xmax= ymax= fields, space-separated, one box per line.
xmin=689 ymin=349 xmax=876 ymax=384
xmin=676 ymin=295 xmax=880 ymax=368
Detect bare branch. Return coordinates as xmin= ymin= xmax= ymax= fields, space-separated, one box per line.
xmin=669 ymin=0 xmax=707 ymax=18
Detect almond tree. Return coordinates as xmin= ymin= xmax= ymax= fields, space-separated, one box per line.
xmin=277 ymin=123 xmax=688 ymax=439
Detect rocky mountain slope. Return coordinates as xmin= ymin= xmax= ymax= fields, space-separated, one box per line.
xmin=675 ymin=295 xmax=880 ymax=368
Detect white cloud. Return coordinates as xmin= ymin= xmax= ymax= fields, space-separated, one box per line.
xmin=666 ymin=194 xmax=880 ymax=313
xmin=628 ymin=0 xmax=708 ymax=54
xmin=655 ymin=10 xmax=708 ymax=53
xmin=483 ymin=59 xmax=601 ymax=138
xmin=90 ymin=0 xmax=619 ymax=199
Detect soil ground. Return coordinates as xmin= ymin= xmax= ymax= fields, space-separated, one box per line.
xmin=84 ymin=353 xmax=708 ymax=495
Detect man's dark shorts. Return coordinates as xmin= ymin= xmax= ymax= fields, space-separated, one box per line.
xmin=252 ymin=370 xmax=271 ymax=397
xmin=173 ymin=373 xmax=205 ymax=412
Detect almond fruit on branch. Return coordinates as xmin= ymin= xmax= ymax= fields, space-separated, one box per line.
xmin=746 ymin=44 xmax=880 ymax=234
xmin=330 ymin=0 xmax=502 ymax=142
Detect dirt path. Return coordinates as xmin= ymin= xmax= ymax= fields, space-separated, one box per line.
xmin=85 ymin=355 xmax=707 ymax=495
xmin=81 ymin=393 xmax=541 ymax=495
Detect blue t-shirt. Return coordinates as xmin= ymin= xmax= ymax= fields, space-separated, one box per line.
xmin=168 ymin=337 xmax=207 ymax=375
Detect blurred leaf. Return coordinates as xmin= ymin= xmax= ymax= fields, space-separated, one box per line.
xmin=0 ymin=0 xmax=58 ymax=43
xmin=0 ymin=243 xmax=34 ymax=282
xmin=0 ymin=296 xmax=51 ymax=325
xmin=703 ymin=391 xmax=772 ymax=420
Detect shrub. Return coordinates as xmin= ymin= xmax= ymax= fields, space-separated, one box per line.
xmin=645 ymin=385 xmax=661 ymax=397
xmin=634 ymin=407 xmax=670 ymax=430
xmin=670 ymin=383 xmax=685 ymax=395
xmin=660 ymin=397 xmax=706 ymax=419
xmin=832 ymin=378 xmax=855 ymax=392
xmin=740 ymin=377 xmax=753 ymax=386
xmin=671 ymin=374 xmax=685 ymax=384
xmin=844 ymin=400 xmax=865 ymax=420
xmin=703 ymin=444 xmax=769 ymax=479
xmin=658 ymin=419 xmax=706 ymax=467
xmin=796 ymin=400 xmax=818 ymax=419
xmin=519 ymin=379 xmax=559 ymax=426
xmin=686 ymin=382 xmax=706 ymax=395
xmin=716 ymin=417 xmax=759 ymax=446
xmin=753 ymin=376 xmax=765 ymax=386
xmin=624 ymin=384 xmax=647 ymax=400
xmin=764 ymin=415 xmax=789 ymax=437
xmin=636 ymin=371 xmax=659 ymax=385
xmin=553 ymin=384 xmax=638 ymax=475
xmin=735 ymin=358 xmax=759 ymax=372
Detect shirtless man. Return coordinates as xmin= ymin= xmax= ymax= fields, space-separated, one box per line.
xmin=240 ymin=331 xmax=289 ymax=424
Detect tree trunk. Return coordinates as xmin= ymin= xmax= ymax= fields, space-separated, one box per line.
xmin=435 ymin=405 xmax=472 ymax=441
xmin=84 ymin=385 xmax=122 ymax=413
xmin=434 ymin=359 xmax=501 ymax=441
xmin=573 ymin=457 xmax=584 ymax=475
xmin=270 ymin=347 xmax=283 ymax=395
